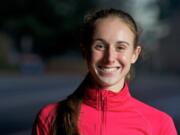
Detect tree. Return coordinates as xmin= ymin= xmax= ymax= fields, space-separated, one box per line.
xmin=0 ymin=0 xmax=95 ymax=59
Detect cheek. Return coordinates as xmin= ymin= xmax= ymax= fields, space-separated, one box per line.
xmin=117 ymin=52 xmax=133 ymax=64
xmin=90 ymin=51 xmax=104 ymax=64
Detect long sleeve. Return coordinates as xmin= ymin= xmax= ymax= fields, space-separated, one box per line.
xmin=159 ymin=115 xmax=177 ymax=135
xmin=32 ymin=103 xmax=58 ymax=135
xmin=32 ymin=115 xmax=49 ymax=135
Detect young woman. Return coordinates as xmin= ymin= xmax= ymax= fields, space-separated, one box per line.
xmin=32 ymin=8 xmax=177 ymax=135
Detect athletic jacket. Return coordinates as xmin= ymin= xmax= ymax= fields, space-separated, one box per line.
xmin=32 ymin=83 xmax=177 ymax=135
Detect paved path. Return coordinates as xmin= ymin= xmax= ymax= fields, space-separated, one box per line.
xmin=0 ymin=73 xmax=179 ymax=135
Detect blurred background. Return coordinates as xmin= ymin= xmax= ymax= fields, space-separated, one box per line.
xmin=0 ymin=0 xmax=180 ymax=134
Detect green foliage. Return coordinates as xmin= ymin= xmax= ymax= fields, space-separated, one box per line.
xmin=0 ymin=0 xmax=94 ymax=37
xmin=0 ymin=0 xmax=95 ymax=58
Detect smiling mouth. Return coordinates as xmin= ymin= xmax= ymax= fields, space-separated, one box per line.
xmin=98 ymin=66 xmax=120 ymax=73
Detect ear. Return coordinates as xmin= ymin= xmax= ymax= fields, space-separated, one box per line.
xmin=131 ymin=46 xmax=141 ymax=64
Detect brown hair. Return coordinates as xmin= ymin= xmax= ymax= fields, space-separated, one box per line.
xmin=52 ymin=8 xmax=141 ymax=135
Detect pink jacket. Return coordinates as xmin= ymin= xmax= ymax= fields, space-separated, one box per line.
xmin=32 ymin=83 xmax=177 ymax=135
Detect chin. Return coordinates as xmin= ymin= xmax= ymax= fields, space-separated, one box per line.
xmin=97 ymin=76 xmax=120 ymax=88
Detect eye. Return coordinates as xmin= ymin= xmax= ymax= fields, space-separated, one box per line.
xmin=93 ymin=43 xmax=106 ymax=51
xmin=116 ymin=45 xmax=126 ymax=52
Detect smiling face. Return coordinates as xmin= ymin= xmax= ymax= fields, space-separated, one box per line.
xmin=85 ymin=17 xmax=141 ymax=92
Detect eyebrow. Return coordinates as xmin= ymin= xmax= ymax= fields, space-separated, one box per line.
xmin=93 ymin=38 xmax=130 ymax=46
xmin=93 ymin=38 xmax=107 ymax=44
xmin=116 ymin=41 xmax=130 ymax=46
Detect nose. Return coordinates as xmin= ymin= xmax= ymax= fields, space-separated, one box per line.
xmin=103 ymin=46 xmax=116 ymax=64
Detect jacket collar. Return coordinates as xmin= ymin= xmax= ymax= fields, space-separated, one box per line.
xmin=83 ymin=82 xmax=131 ymax=111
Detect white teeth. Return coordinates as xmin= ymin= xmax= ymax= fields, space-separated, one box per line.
xmin=98 ymin=66 xmax=119 ymax=73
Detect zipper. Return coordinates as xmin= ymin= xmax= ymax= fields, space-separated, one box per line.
xmin=97 ymin=90 xmax=108 ymax=135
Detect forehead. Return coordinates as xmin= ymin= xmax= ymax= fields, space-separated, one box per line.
xmin=93 ymin=17 xmax=135 ymax=43
xmin=94 ymin=16 xmax=133 ymax=32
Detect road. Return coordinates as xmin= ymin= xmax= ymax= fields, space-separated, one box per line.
xmin=0 ymin=73 xmax=179 ymax=135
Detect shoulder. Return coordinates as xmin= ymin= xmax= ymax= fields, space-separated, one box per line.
xmin=130 ymin=97 xmax=177 ymax=134
xmin=131 ymin=97 xmax=172 ymax=120
xmin=32 ymin=102 xmax=61 ymax=135
xmin=37 ymin=102 xmax=60 ymax=123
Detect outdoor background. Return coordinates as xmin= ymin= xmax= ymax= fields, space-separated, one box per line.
xmin=0 ymin=0 xmax=180 ymax=135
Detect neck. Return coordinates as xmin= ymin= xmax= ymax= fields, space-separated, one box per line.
xmin=104 ymin=81 xmax=125 ymax=93
xmin=89 ymin=76 xmax=125 ymax=93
